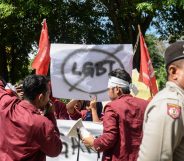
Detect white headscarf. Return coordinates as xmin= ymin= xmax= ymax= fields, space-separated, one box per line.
xmin=108 ymin=76 xmax=139 ymax=95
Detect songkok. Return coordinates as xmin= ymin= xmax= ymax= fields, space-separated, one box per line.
xmin=164 ymin=41 xmax=184 ymax=67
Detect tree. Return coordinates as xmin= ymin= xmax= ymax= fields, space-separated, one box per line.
xmin=0 ymin=1 xmax=50 ymax=83
xmin=0 ymin=0 xmax=183 ymax=83
xmin=90 ymin=0 xmax=184 ymax=68
xmin=153 ymin=4 xmax=184 ymax=41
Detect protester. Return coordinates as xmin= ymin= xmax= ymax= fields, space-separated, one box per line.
xmin=83 ymin=99 xmax=103 ymax=122
xmin=87 ymin=100 xmax=103 ymax=122
xmin=66 ymin=98 xmax=102 ymax=122
xmin=14 ymin=78 xmax=69 ymax=120
xmin=0 ymin=75 xmax=62 ymax=160
xmin=137 ymin=41 xmax=184 ymax=161
xmin=82 ymin=68 xmax=149 ymax=161
xmin=50 ymin=96 xmax=70 ymax=120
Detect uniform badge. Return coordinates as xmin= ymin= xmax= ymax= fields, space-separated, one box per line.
xmin=167 ymin=104 xmax=181 ymax=119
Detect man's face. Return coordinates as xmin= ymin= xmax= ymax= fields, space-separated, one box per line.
xmin=175 ymin=63 xmax=184 ymax=90
xmin=39 ymin=83 xmax=51 ymax=108
xmin=108 ymin=87 xmax=119 ymax=101
xmin=74 ymin=100 xmax=83 ymax=111
xmin=85 ymin=101 xmax=91 ymax=111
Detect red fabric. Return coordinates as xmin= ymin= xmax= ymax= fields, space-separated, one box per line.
xmin=139 ymin=32 xmax=158 ymax=96
xmin=5 ymin=89 xmax=16 ymax=96
xmin=52 ymin=99 xmax=70 ymax=120
xmin=94 ymin=95 xmax=149 ymax=161
xmin=0 ymin=81 xmax=62 ymax=161
xmin=68 ymin=108 xmax=88 ymax=120
xmin=32 ymin=19 xmax=50 ymax=75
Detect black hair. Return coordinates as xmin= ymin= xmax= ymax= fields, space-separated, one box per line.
xmin=108 ymin=68 xmax=131 ymax=94
xmin=23 ymin=75 xmax=49 ymax=101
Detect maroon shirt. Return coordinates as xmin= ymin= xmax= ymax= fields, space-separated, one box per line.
xmin=0 ymin=81 xmax=62 ymax=161
xmin=68 ymin=108 xmax=88 ymax=120
xmin=51 ymin=98 xmax=69 ymax=120
xmin=94 ymin=94 xmax=149 ymax=161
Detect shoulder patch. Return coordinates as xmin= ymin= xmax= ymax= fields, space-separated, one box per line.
xmin=167 ymin=103 xmax=181 ymax=119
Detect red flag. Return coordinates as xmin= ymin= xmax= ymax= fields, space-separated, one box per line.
xmin=138 ymin=31 xmax=158 ymax=96
xmin=32 ymin=19 xmax=50 ymax=75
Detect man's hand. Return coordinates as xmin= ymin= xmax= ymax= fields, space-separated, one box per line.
xmin=44 ymin=101 xmax=55 ymax=115
xmin=90 ymin=97 xmax=97 ymax=109
xmin=15 ymin=84 xmax=24 ymax=99
xmin=82 ymin=135 xmax=95 ymax=148
xmin=86 ymin=96 xmax=97 ymax=111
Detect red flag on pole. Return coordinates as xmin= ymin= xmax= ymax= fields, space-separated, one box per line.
xmin=31 ymin=19 xmax=50 ymax=75
xmin=138 ymin=28 xmax=158 ymax=96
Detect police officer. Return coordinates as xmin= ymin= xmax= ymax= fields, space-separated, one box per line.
xmin=138 ymin=41 xmax=184 ymax=161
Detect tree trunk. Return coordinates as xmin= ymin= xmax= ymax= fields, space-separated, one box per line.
xmin=0 ymin=45 xmax=9 ymax=82
xmin=9 ymin=46 xmax=16 ymax=84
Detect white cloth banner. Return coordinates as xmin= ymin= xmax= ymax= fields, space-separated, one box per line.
xmin=50 ymin=44 xmax=133 ymax=101
xmin=47 ymin=120 xmax=103 ymax=161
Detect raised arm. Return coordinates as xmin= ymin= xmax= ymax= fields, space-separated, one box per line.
xmin=88 ymin=98 xmax=101 ymax=122
xmin=66 ymin=99 xmax=79 ymax=114
xmin=66 ymin=100 xmax=82 ymax=120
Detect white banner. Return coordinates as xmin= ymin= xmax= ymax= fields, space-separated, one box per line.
xmin=47 ymin=120 xmax=103 ymax=161
xmin=50 ymin=44 xmax=133 ymax=101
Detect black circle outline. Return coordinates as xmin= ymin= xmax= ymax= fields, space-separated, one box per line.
xmin=61 ymin=48 xmax=124 ymax=94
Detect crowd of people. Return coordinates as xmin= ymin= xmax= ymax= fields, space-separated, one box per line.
xmin=0 ymin=41 xmax=184 ymax=161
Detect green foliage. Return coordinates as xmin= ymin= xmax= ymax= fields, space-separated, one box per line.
xmin=0 ymin=0 xmax=48 ymax=82
xmin=136 ymin=2 xmax=154 ymax=12
xmin=0 ymin=0 xmax=183 ymax=84
xmin=145 ymin=34 xmax=167 ymax=90
xmin=60 ymin=98 xmax=70 ymax=104
xmin=0 ymin=3 xmax=14 ymax=18
xmin=153 ymin=4 xmax=184 ymax=41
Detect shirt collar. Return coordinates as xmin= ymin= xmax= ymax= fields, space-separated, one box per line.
xmin=118 ymin=94 xmax=132 ymax=99
xmin=19 ymin=100 xmax=41 ymax=114
xmin=166 ymin=81 xmax=184 ymax=96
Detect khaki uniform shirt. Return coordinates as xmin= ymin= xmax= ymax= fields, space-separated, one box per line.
xmin=138 ymin=81 xmax=184 ymax=161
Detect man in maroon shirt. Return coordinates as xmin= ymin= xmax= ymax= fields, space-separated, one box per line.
xmin=66 ymin=99 xmax=102 ymax=122
xmin=50 ymin=97 xmax=70 ymax=120
xmin=0 ymin=75 xmax=62 ymax=161
xmin=82 ymin=68 xmax=149 ymax=161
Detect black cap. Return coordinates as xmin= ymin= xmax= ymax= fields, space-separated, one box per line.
xmin=164 ymin=41 xmax=184 ymax=67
